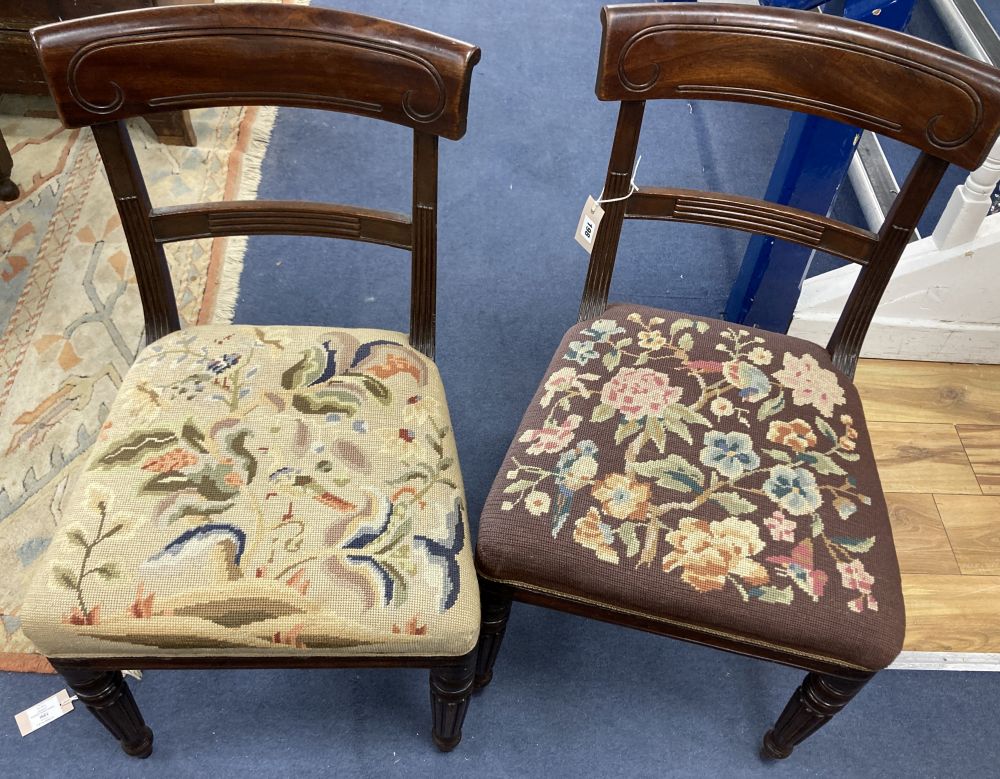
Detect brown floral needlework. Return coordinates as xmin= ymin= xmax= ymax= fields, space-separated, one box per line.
xmin=478 ymin=303 xmax=904 ymax=670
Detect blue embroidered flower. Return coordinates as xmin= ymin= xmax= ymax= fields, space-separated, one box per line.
xmin=580 ymin=318 xmax=626 ymax=343
xmin=698 ymin=431 xmax=760 ymax=478
xmin=207 ymin=353 xmax=240 ymax=374
xmin=763 ymin=465 xmax=822 ymax=516
xmin=565 ymin=340 xmax=599 ymax=366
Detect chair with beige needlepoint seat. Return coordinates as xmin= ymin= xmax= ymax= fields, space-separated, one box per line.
xmin=23 ymin=3 xmax=481 ymax=755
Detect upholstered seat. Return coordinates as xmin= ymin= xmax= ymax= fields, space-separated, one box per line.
xmin=477 ymin=303 xmax=903 ymax=671
xmin=24 ymin=324 xmax=479 ymax=659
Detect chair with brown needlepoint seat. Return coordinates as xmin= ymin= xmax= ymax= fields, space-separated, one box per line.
xmin=22 ymin=3 xmax=481 ymax=755
xmin=474 ymin=2 xmax=1000 ymax=759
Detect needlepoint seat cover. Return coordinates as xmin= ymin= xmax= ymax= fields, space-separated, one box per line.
xmin=477 ymin=303 xmax=904 ymax=671
xmin=22 ymin=325 xmax=479 ymax=658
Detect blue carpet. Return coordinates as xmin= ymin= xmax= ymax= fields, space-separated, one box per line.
xmin=5 ymin=0 xmax=1000 ymax=775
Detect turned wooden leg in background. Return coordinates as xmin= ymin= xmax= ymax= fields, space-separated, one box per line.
xmin=429 ymin=650 xmax=475 ymax=752
xmin=0 ymin=128 xmax=19 ymax=201
xmin=762 ymin=671 xmax=874 ymax=759
xmin=51 ymin=664 xmax=153 ymax=758
xmin=144 ymin=110 xmax=197 ymax=147
xmin=474 ymin=580 xmax=512 ymax=689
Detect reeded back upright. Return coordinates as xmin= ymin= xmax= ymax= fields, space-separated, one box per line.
xmin=31 ymin=3 xmax=482 ymax=358
xmin=583 ymin=3 xmax=1000 ymax=376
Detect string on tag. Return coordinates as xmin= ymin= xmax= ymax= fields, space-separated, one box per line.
xmin=595 ymin=155 xmax=642 ymax=206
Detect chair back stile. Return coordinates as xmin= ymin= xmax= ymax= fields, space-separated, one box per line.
xmin=31 ymin=3 xmax=481 ymax=359
xmin=582 ymin=3 xmax=1000 ymax=378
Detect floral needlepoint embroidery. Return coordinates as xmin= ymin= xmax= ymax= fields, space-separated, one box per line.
xmin=773 ymin=353 xmax=846 ymax=417
xmin=574 ymin=508 xmax=620 ymax=564
xmin=766 ymin=419 xmax=817 ymax=453
xmin=519 ymin=414 xmax=582 ymax=455
xmin=662 ymin=517 xmax=768 ymax=595
xmin=30 ymin=327 xmax=475 ymax=655
xmin=498 ymin=310 xmax=880 ymax=614
xmin=700 ymin=431 xmax=760 ymax=479
xmin=601 ymin=367 xmax=683 ymax=420
xmin=764 ymin=511 xmax=796 ymax=542
xmin=592 ymin=473 xmax=650 ymax=520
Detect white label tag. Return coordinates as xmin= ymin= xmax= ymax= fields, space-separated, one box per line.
xmin=575 ymin=195 xmax=605 ymax=254
xmin=15 ymin=689 xmax=75 ymax=737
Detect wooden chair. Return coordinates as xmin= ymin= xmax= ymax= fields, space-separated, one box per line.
xmin=24 ymin=4 xmax=481 ymax=755
xmin=475 ymin=3 xmax=1000 ymax=759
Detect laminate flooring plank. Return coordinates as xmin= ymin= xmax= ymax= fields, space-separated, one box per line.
xmin=956 ymin=425 xmax=1000 ymax=495
xmin=886 ymin=493 xmax=960 ymax=575
xmin=868 ymin=422 xmax=981 ymax=495
xmin=902 ymin=574 xmax=1000 ymax=653
xmin=935 ymin=494 xmax=1000 ymax=575
xmin=856 ymin=360 xmax=1000 ymax=425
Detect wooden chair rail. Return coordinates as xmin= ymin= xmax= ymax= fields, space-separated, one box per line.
xmin=32 ymin=3 xmax=481 ymax=140
xmin=489 ymin=578 xmax=875 ymax=679
xmin=597 ymin=3 xmax=1000 ymax=169
xmin=150 ymin=201 xmax=413 ymax=249
xmin=49 ymin=652 xmax=472 ymax=671
xmin=625 ymin=187 xmax=877 ymax=264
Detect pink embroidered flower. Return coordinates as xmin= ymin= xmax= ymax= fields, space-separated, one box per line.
xmin=837 ymin=559 xmax=874 ymax=593
xmin=837 ymin=559 xmax=878 ymax=613
xmin=600 ymin=368 xmax=683 ymax=420
xmin=764 ymin=511 xmax=796 ymax=542
xmin=772 ymin=353 xmax=846 ymax=417
xmin=519 ymin=414 xmax=582 ymax=455
xmin=540 ymin=367 xmax=597 ymax=407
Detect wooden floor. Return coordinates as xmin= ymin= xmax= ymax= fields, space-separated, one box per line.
xmin=856 ymin=359 xmax=1000 ymax=656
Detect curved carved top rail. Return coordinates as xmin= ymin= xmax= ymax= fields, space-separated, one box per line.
xmin=31 ymin=3 xmax=481 ymax=140
xmin=597 ymin=3 xmax=1000 ymax=169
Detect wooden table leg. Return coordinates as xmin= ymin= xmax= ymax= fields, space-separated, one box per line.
xmin=143 ymin=110 xmax=197 ymax=147
xmin=0 ymin=127 xmax=19 ymax=201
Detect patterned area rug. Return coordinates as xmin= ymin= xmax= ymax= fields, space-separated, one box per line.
xmin=0 ymin=96 xmax=276 ymax=672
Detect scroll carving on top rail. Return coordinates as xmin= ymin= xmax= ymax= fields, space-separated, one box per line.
xmin=613 ymin=23 xmax=984 ymax=152
xmin=65 ymin=28 xmax=447 ymax=124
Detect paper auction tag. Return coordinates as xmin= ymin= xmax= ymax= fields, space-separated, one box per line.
xmin=15 ymin=689 xmax=75 ymax=736
xmin=575 ymin=195 xmax=605 ymax=253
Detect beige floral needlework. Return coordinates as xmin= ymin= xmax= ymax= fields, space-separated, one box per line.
xmin=23 ymin=326 xmax=479 ymax=657
xmin=500 ymin=311 xmax=879 ymax=615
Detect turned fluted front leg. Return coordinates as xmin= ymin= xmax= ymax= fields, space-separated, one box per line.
xmin=429 ymin=651 xmax=476 ymax=751
xmin=51 ymin=664 xmax=153 ymax=758
xmin=474 ymin=580 xmax=513 ymax=689
xmin=762 ymin=671 xmax=873 ymax=759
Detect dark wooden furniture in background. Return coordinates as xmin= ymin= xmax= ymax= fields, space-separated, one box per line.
xmin=474 ymin=2 xmax=1000 ymax=761
xmin=30 ymin=2 xmax=480 ymax=755
xmin=0 ymin=0 xmax=200 ymax=200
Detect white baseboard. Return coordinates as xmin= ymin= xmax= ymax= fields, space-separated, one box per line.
xmin=789 ymin=314 xmax=1000 ymax=363
xmin=889 ymin=651 xmax=1000 ymax=672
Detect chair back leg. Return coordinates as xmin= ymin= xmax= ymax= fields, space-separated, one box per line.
xmin=474 ymin=580 xmax=513 ymax=689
